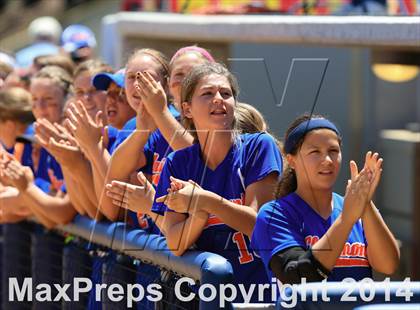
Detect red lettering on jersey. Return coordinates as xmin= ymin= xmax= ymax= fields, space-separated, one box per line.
xmin=340 ymin=242 xmax=367 ymax=258
xmin=305 ymin=235 xmax=369 ymax=268
xmin=230 ymin=193 xmax=245 ymax=206
xmin=152 ymin=153 xmax=166 ymax=186
xmin=335 ymin=257 xmax=369 ymax=267
xmin=305 ymin=235 xmax=319 ymax=247
xmin=232 ymin=232 xmax=254 ymax=264
xmin=204 ymin=194 xmax=245 ymax=229
xmin=204 ymin=215 xmax=224 ymax=228
xmin=137 ymin=213 xmax=149 ymax=230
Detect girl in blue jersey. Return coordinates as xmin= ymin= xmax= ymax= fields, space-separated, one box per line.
xmin=64 ymin=68 xmax=136 ymax=214
xmin=100 ymin=49 xmax=173 ymax=224
xmin=104 ymin=46 xmax=215 ymax=230
xmin=151 ymin=62 xmax=283 ymax=302
xmin=0 ymin=87 xmax=35 ymax=222
xmin=34 ymin=60 xmax=116 ymax=219
xmin=1 ymin=65 xmax=77 ymax=228
xmin=251 ymin=114 xmax=400 ymax=284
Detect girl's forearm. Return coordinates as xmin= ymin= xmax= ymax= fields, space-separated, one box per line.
xmin=62 ymin=168 xmax=88 ymax=216
xmin=21 ymin=184 xmax=76 ymax=226
xmin=362 ymin=201 xmax=400 ymax=274
xmin=108 ymin=130 xmax=149 ymax=179
xmin=154 ymin=108 xmax=193 ymax=151
xmin=164 ymin=212 xmax=208 ymax=256
xmin=85 ymin=141 xmax=111 ymax=181
xmin=311 ymin=215 xmax=354 ymax=271
xmin=67 ymin=159 xmax=98 ymax=207
xmin=202 ymin=194 xmax=257 ymax=238
xmin=99 ymin=131 xmax=149 ymax=221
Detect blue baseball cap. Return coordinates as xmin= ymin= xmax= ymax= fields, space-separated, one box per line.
xmin=61 ymin=24 xmax=96 ymax=53
xmin=92 ymin=69 xmax=125 ymax=90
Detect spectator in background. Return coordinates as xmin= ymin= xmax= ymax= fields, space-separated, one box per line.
xmin=337 ymin=0 xmax=387 ymax=15
xmin=3 ymin=69 xmax=31 ymax=90
xmin=0 ymin=52 xmax=15 ymax=89
xmin=15 ymin=16 xmax=62 ymax=68
xmin=32 ymin=54 xmax=75 ymax=76
xmin=61 ymin=24 xmax=96 ymax=64
xmin=0 ymin=87 xmax=34 ymax=154
xmin=72 ymin=59 xmax=112 ymax=122
xmin=0 ymin=87 xmax=35 ymax=223
xmin=1 ymin=65 xmax=77 ymax=228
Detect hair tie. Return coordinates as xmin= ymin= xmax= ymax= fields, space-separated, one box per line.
xmin=284 ymin=118 xmax=340 ymax=154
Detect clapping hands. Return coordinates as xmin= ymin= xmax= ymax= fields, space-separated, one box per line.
xmin=343 ymin=151 xmax=383 ymax=224
xmin=105 ymin=172 xmax=155 ymax=215
xmin=156 ymin=177 xmax=210 ymax=218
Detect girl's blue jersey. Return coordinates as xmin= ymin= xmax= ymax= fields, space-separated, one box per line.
xmin=106 ymin=125 xmax=118 ymax=153
xmin=152 ymin=133 xmax=283 ymax=301
xmin=109 ymin=117 xmax=137 ymax=154
xmin=252 ymin=192 xmax=372 ymax=282
xmin=6 ymin=124 xmax=64 ymax=194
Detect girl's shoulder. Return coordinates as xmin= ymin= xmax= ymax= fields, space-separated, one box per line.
xmin=121 ymin=117 xmax=137 ymax=131
xmin=235 ymin=132 xmax=279 ymax=157
xmin=166 ymin=142 xmax=200 ymax=163
xmin=238 ymin=132 xmax=276 ymax=145
xmin=258 ymin=193 xmax=301 ymax=220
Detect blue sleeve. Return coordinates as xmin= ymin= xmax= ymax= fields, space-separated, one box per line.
xmin=106 ymin=126 xmax=118 ymax=153
xmin=168 ymin=103 xmax=180 ymax=120
xmin=21 ymin=143 xmax=34 ymax=169
xmin=61 ymin=184 xmax=67 ymax=193
xmin=243 ymin=133 xmax=283 ymax=188
xmin=109 ymin=118 xmax=137 ymax=154
xmin=139 ymin=143 xmax=153 ymax=175
xmin=34 ymin=178 xmax=52 ymax=194
xmin=109 ymin=129 xmax=134 ymax=154
xmin=4 ymin=145 xmax=14 ymax=154
xmin=151 ymin=156 xmax=174 ymax=215
xmin=251 ymin=200 xmax=305 ymax=271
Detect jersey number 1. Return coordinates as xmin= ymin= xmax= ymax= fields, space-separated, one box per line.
xmin=232 ymin=232 xmax=254 ymax=264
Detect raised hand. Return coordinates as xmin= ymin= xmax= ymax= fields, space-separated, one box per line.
xmin=348 ymin=151 xmax=383 ymax=202
xmin=135 ymin=101 xmax=157 ymax=133
xmin=53 ymin=122 xmax=78 ymax=147
xmin=135 ymin=71 xmax=167 ymax=117
xmin=34 ymin=119 xmax=63 ymax=145
xmin=42 ymin=137 xmax=83 ymax=168
xmin=105 ymin=172 xmax=155 ymax=214
xmin=362 ymin=151 xmax=383 ymax=201
xmin=0 ymin=151 xmax=16 ymax=186
xmin=342 ymin=166 xmax=372 ymax=224
xmin=34 ymin=119 xmax=78 ymax=154
xmin=64 ymin=100 xmax=104 ymax=152
xmin=0 ymin=186 xmax=31 ymax=219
